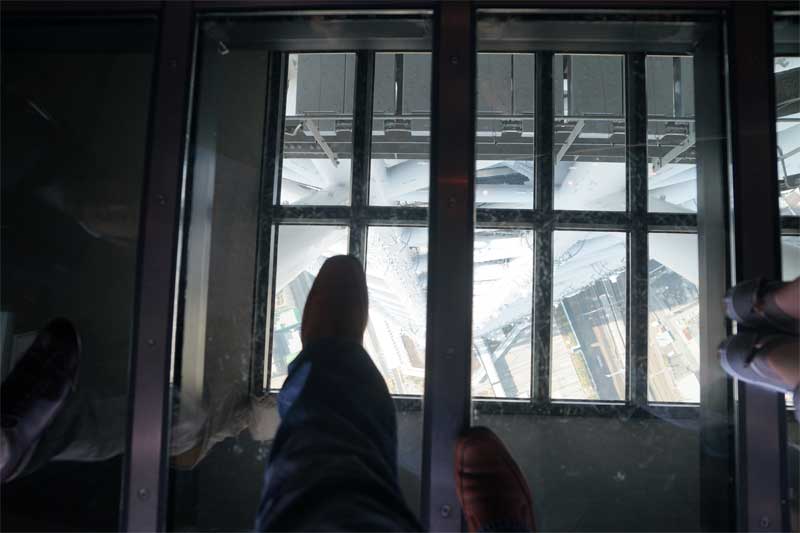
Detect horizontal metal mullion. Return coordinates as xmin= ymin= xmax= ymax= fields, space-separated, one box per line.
xmin=473 ymin=399 xmax=700 ymax=419
xmin=271 ymin=205 xmax=352 ymax=223
xmin=647 ymin=212 xmax=698 ymax=229
xmin=365 ymin=206 xmax=428 ymax=224
xmin=478 ymin=42 xmax=706 ymax=55
xmin=552 ymin=210 xmax=631 ymax=229
xmin=477 ymin=209 xmax=633 ymax=229
xmin=270 ymin=205 xmax=429 ymax=225
xmin=476 ymin=208 xmax=536 ymax=226
xmin=474 ymin=209 xmax=698 ymax=231
xmin=394 ymin=396 xmax=700 ymax=420
xmin=780 ymin=216 xmax=800 ymax=233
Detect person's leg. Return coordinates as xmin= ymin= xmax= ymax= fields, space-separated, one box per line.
xmin=255 ymin=256 xmax=421 ymax=532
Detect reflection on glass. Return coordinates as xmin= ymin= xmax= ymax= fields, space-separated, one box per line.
xmin=365 ymin=226 xmax=428 ymax=395
xmin=472 ymin=229 xmax=533 ymax=398
xmin=553 ymin=55 xmax=626 ymax=212
xmin=1 ymin=22 xmax=155 ymax=530
xmin=647 ymin=56 xmax=697 ymax=213
xmin=647 ymin=233 xmax=700 ymax=403
xmin=551 ymin=231 xmax=627 ymax=401
xmin=280 ymin=53 xmax=355 ymax=206
xmin=476 ymin=53 xmax=535 ymax=209
xmin=270 ymin=226 xmax=349 ymax=389
xmin=776 ymin=57 xmax=800 ymax=216
xmin=782 ymin=235 xmax=799 ymax=409
xmin=370 ymin=53 xmax=431 ymax=207
xmin=783 ymin=235 xmax=800 ymax=281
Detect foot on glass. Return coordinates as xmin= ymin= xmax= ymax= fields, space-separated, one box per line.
xmin=455 ymin=426 xmax=536 ymax=533
xmin=724 ymin=278 xmax=799 ymax=335
xmin=719 ymin=331 xmax=799 ymax=394
xmin=1 ymin=318 xmax=80 ymax=482
xmin=300 ymin=255 xmax=369 ymax=347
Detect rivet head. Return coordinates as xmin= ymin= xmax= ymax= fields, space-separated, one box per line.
xmin=137 ymin=488 xmax=150 ymax=501
xmin=156 ymin=194 xmax=166 ymax=205
xmin=147 ymin=339 xmax=156 ymax=346
xmin=760 ymin=516 xmax=770 ymax=528
xmin=440 ymin=504 xmax=452 ymax=518
xmin=450 ymin=55 xmax=459 ymax=65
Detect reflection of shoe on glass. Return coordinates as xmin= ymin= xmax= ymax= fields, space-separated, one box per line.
xmin=1 ymin=318 xmax=80 ymax=482
xmin=725 ymin=278 xmax=799 ymax=335
xmin=455 ymin=426 xmax=536 ymax=533
xmin=301 ymin=255 xmax=369 ymax=347
xmin=719 ymin=331 xmax=800 ymax=419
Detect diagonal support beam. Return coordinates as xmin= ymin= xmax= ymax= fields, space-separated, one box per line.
xmin=555 ymin=118 xmax=585 ymax=164
xmin=304 ymin=119 xmax=340 ymax=167
xmin=654 ymin=129 xmax=696 ymax=172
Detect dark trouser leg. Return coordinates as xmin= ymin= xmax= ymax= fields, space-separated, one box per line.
xmin=256 ymin=338 xmax=421 ymax=532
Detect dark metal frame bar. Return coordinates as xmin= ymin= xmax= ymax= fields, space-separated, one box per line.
xmin=726 ymin=3 xmax=789 ymax=532
xmin=349 ymin=50 xmax=376 ymax=262
xmin=252 ymin=52 xmax=288 ymax=395
xmin=121 ymin=2 xmax=194 ymax=531
xmin=626 ymin=52 xmax=650 ymax=407
xmin=532 ymin=50 xmax=554 ymax=402
xmin=694 ymin=20 xmax=736 ymax=532
xmin=420 ymin=3 xmax=475 ymax=530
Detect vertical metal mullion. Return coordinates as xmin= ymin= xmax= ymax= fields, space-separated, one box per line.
xmin=350 ymin=51 xmax=374 ymax=263
xmin=727 ymin=4 xmax=789 ymax=531
xmin=694 ymin=22 xmax=735 ymax=532
xmin=533 ymin=51 xmax=554 ymax=403
xmin=626 ymin=52 xmax=649 ymax=407
xmin=252 ymin=51 xmax=287 ymax=394
xmin=421 ymin=3 xmax=475 ymax=531
xmin=123 ymin=2 xmax=194 ymax=531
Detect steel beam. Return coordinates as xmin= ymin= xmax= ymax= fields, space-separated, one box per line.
xmin=252 ymin=52 xmax=287 ymax=394
xmin=694 ymin=20 xmax=735 ymax=532
xmin=726 ymin=3 xmax=790 ymax=532
xmin=122 ymin=2 xmax=194 ymax=531
xmin=421 ymin=3 xmax=475 ymax=530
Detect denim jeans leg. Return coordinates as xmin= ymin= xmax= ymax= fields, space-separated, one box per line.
xmin=256 ymin=337 xmax=422 ymax=532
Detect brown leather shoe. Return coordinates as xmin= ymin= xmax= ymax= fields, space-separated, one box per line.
xmin=455 ymin=426 xmax=536 ymax=533
xmin=301 ymin=255 xmax=369 ymax=347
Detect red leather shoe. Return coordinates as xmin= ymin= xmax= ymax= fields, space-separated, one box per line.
xmin=300 ymin=255 xmax=369 ymax=347
xmin=455 ymin=426 xmax=536 ymax=533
